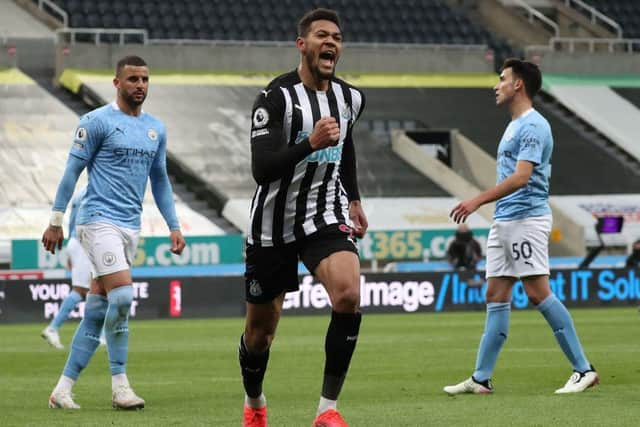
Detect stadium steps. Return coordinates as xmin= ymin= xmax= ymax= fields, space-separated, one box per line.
xmin=614 ymin=88 xmax=640 ymax=111
xmin=391 ymin=129 xmax=585 ymax=257
xmin=365 ymin=86 xmax=640 ymax=195
xmin=551 ymin=0 xmax=618 ymax=39
xmin=169 ymin=180 xmax=238 ymax=234
xmin=537 ymin=91 xmax=640 ymax=179
xmin=26 ymin=70 xmax=92 ymax=117
xmin=462 ymin=0 xmax=551 ymax=48
xmin=352 ymin=128 xmax=448 ymax=198
xmin=24 ymin=68 xmax=240 ymax=234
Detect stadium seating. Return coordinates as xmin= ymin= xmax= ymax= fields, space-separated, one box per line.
xmin=585 ymin=0 xmax=640 ymax=38
xmin=0 ymin=82 xmax=80 ymax=207
xmin=73 ymin=80 xmax=447 ymax=198
xmin=365 ymin=87 xmax=640 ymax=195
xmin=43 ymin=0 xmax=503 ymax=49
xmin=0 ymin=70 xmax=226 ymax=240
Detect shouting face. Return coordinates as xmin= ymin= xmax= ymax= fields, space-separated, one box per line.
xmin=298 ymin=19 xmax=342 ymax=81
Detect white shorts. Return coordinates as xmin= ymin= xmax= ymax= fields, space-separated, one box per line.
xmin=76 ymin=222 xmax=140 ymax=278
xmin=485 ymin=215 xmax=551 ymax=279
xmin=66 ymin=237 xmax=93 ymax=289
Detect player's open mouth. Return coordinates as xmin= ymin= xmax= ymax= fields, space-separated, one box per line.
xmin=319 ymin=50 xmax=336 ymax=67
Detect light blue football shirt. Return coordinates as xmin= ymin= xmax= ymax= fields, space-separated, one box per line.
xmin=68 ymin=102 xmax=174 ymax=230
xmin=494 ymin=108 xmax=553 ymax=221
xmin=68 ymin=186 xmax=87 ymax=238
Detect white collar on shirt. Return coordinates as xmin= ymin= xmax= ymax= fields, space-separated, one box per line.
xmin=110 ymin=101 xmax=144 ymax=114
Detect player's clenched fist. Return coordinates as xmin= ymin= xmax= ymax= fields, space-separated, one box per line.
xmin=309 ymin=116 xmax=340 ymax=150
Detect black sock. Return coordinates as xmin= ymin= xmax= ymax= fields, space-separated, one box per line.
xmin=238 ymin=334 xmax=270 ymax=398
xmin=322 ymin=311 xmax=362 ymax=400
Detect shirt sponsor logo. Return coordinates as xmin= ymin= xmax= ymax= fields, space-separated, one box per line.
xmin=522 ymin=136 xmax=540 ymax=150
xmin=306 ymin=146 xmax=342 ymax=163
xmin=113 ymin=148 xmax=157 ymax=158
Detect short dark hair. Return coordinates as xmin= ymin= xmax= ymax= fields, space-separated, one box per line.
xmin=501 ymin=58 xmax=542 ymax=99
xmin=297 ymin=8 xmax=341 ymax=37
xmin=116 ymin=55 xmax=147 ymax=76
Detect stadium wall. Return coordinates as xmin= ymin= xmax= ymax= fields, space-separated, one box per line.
xmin=54 ymin=43 xmax=493 ymax=77
xmin=1 ymin=37 xmax=54 ymax=71
xmin=529 ymin=51 xmax=640 ymax=75
xmin=2 ymin=268 xmax=638 ymax=323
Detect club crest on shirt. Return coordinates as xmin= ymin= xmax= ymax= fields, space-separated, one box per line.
xmin=75 ymin=127 xmax=87 ymax=141
xmin=294 ymin=131 xmax=309 ymax=144
xmin=253 ymin=107 xmax=269 ymax=129
xmin=341 ymin=105 xmax=352 ymax=121
xmin=248 ymin=279 xmax=262 ymax=297
xmin=147 ymin=128 xmax=158 ymax=141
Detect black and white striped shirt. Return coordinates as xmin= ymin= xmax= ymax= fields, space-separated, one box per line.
xmin=247 ymin=70 xmax=365 ymax=247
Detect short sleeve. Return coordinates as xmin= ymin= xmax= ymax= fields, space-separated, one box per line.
xmin=70 ymin=113 xmax=104 ymax=161
xmin=517 ymin=123 xmax=545 ymax=165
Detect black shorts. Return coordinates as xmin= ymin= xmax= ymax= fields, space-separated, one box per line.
xmin=244 ymin=224 xmax=359 ymax=303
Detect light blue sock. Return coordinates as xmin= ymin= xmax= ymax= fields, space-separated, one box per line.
xmin=105 ymin=285 xmax=133 ymax=376
xmin=62 ymin=294 xmax=108 ymax=380
xmin=473 ymin=302 xmax=510 ymax=382
xmin=537 ymin=293 xmax=590 ymax=372
xmin=50 ymin=290 xmax=83 ymax=330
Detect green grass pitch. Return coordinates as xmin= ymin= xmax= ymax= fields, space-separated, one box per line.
xmin=1 ymin=307 xmax=638 ymax=426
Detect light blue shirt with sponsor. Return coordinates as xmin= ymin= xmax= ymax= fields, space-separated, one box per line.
xmin=68 ymin=186 xmax=87 ymax=238
xmin=494 ymin=109 xmax=553 ymax=221
xmin=65 ymin=102 xmax=177 ymax=230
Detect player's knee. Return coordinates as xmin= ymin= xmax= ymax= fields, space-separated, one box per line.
xmin=485 ymin=288 xmax=509 ymax=303
xmin=244 ymin=327 xmax=276 ymax=353
xmin=528 ymin=295 xmax=544 ymax=306
xmin=84 ymin=295 xmax=108 ymax=323
xmin=106 ymin=286 xmax=134 ymax=327
xmin=244 ymin=332 xmax=275 ymax=353
xmin=331 ymin=286 xmax=360 ymax=313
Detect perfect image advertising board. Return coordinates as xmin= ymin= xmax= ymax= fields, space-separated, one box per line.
xmin=1 ymin=268 xmax=638 ymax=323
xmin=283 ymin=268 xmax=640 ymax=314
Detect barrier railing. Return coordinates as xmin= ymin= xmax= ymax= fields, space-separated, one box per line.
xmin=511 ymin=0 xmax=560 ymax=37
xmin=527 ymin=36 xmax=640 ymax=53
xmin=37 ymin=0 xmax=68 ymax=27
xmin=55 ymin=28 xmax=148 ymax=45
xmin=564 ymin=0 xmax=623 ymax=38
